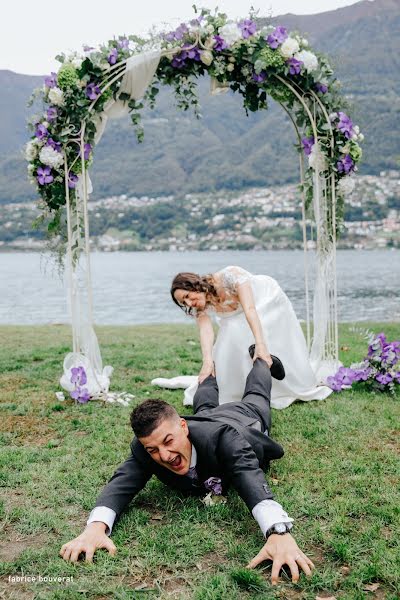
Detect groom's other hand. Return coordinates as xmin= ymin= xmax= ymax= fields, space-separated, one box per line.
xmin=246 ymin=533 xmax=315 ymax=584
xmin=60 ymin=522 xmax=116 ymax=563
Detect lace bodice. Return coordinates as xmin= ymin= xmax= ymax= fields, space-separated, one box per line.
xmin=207 ymin=266 xmax=252 ymax=315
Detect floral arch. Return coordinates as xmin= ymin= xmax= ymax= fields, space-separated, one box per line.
xmin=26 ymin=7 xmax=363 ymax=401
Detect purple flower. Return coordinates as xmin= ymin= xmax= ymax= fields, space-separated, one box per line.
xmin=287 ymin=57 xmax=303 ymax=76
xmin=315 ymin=82 xmax=328 ymax=94
xmin=78 ymin=143 xmax=92 ymax=161
xmin=37 ymin=166 xmax=53 ymax=185
xmin=213 ymin=35 xmax=228 ymax=52
xmin=204 ymin=477 xmax=222 ymax=495
xmin=70 ymin=366 xmax=87 ymax=386
xmin=44 ymin=72 xmax=57 ymax=88
xmin=302 ymin=136 xmax=315 ymax=156
xmin=266 ymin=25 xmax=288 ymax=49
xmin=35 ymin=123 xmax=49 ymax=140
xmin=47 ymin=138 xmax=62 ymax=152
xmin=68 ymin=173 xmax=79 ymax=189
xmin=337 ymin=154 xmax=355 ymax=174
xmin=394 ymin=372 xmax=400 ymax=384
xmin=71 ymin=387 xmax=90 ymax=403
xmin=252 ymin=71 xmax=267 ymax=83
xmin=238 ymin=19 xmax=257 ymax=39
xmin=166 ymin=22 xmax=189 ymax=42
xmin=118 ymin=38 xmax=129 ymax=49
xmin=337 ymin=111 xmax=354 ymax=139
xmin=46 ymin=107 xmax=58 ymax=122
xmin=108 ymin=47 xmax=118 ymax=65
xmin=85 ymin=82 xmax=101 ymax=100
xmin=326 ymin=375 xmax=344 ymax=392
xmin=375 ymin=372 xmax=393 ymax=385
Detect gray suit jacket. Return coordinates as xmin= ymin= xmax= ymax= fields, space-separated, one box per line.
xmin=94 ymin=412 xmax=284 ymax=518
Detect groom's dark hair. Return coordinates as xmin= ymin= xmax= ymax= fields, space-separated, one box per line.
xmin=130 ymin=399 xmax=179 ymax=438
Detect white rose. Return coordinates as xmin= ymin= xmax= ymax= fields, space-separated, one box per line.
xmin=39 ymin=145 xmax=64 ymax=169
xmin=308 ymin=143 xmax=327 ymax=172
xmin=337 ymin=176 xmax=355 ymax=196
xmin=25 ymin=141 xmax=37 ymax=161
xmin=226 ymin=63 xmax=235 ymax=72
xmin=219 ymin=22 xmax=242 ymax=46
xmin=279 ymin=37 xmax=300 ymax=58
xmin=200 ymin=50 xmax=213 ymax=66
xmin=295 ymin=50 xmax=318 ymax=73
xmin=71 ymin=57 xmax=83 ymax=69
xmin=48 ymin=87 xmax=64 ymax=106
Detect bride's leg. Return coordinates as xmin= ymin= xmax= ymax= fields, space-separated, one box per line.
xmin=193 ymin=376 xmax=219 ymax=415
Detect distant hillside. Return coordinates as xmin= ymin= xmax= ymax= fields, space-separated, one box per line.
xmin=0 ymin=0 xmax=399 ymax=204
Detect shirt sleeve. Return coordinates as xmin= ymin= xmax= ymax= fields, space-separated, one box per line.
xmin=87 ymin=506 xmax=117 ymax=536
xmin=251 ymin=499 xmax=294 ymax=537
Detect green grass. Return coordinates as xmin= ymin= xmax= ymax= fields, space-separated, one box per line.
xmin=0 ymin=323 xmax=399 ymax=600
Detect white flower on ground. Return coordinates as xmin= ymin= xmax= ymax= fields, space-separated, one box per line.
xmin=279 ymin=37 xmax=300 ymax=58
xmin=200 ymin=51 xmax=213 ymax=66
xmin=219 ymin=22 xmax=242 ymax=46
xmin=337 ymin=176 xmax=355 ymax=196
xmin=39 ymin=145 xmax=64 ymax=169
xmin=48 ymin=87 xmax=64 ymax=106
xmin=295 ymin=50 xmax=318 ymax=72
xmin=25 ymin=141 xmax=38 ymax=161
xmin=308 ymin=143 xmax=327 ymax=172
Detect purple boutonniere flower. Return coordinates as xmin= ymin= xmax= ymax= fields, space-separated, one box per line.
xmin=204 ymin=477 xmax=222 ymax=495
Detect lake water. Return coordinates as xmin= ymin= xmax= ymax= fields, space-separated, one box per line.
xmin=0 ymin=250 xmax=399 ymax=324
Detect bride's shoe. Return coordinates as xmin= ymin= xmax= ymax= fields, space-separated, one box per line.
xmin=248 ymin=345 xmax=286 ymax=380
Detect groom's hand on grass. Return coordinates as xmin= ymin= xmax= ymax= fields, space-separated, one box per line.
xmin=60 ymin=522 xmax=116 ymax=563
xmin=246 ymin=533 xmax=315 ymax=585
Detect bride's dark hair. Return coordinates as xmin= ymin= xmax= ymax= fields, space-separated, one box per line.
xmin=171 ymin=272 xmax=218 ymax=316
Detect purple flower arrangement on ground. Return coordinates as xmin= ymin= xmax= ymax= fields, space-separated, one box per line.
xmin=70 ymin=366 xmax=90 ymax=403
xmin=327 ymin=333 xmax=400 ymax=394
xmin=25 ymin=6 xmax=363 ymax=244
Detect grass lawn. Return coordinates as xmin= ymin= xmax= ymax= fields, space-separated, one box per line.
xmin=0 ymin=322 xmax=399 ymax=600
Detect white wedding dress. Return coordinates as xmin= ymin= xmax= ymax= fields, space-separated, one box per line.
xmin=153 ymin=266 xmax=332 ymax=409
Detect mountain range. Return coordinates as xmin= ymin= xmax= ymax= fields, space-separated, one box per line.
xmin=0 ymin=0 xmax=399 ymax=204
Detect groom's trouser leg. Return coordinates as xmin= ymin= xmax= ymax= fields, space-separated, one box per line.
xmin=241 ymin=358 xmax=272 ymax=434
xmin=193 ymin=376 xmax=219 ymax=414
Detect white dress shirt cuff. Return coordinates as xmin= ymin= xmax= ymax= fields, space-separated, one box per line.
xmin=87 ymin=506 xmax=117 ymax=536
xmin=251 ymin=499 xmax=294 ymax=538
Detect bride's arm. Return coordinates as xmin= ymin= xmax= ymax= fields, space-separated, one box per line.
xmin=196 ymin=312 xmax=216 ymax=383
xmin=237 ymin=283 xmax=273 ymax=367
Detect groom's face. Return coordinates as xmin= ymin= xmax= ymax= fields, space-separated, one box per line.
xmin=139 ymin=417 xmax=192 ymax=475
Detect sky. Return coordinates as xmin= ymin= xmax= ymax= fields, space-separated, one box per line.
xmin=3 ymin=0 xmax=364 ymax=75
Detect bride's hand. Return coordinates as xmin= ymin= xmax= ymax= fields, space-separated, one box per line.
xmin=198 ymin=360 xmax=215 ymax=383
xmin=253 ymin=343 xmax=273 ymax=368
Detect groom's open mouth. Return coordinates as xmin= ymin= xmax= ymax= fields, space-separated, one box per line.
xmin=168 ymin=455 xmax=185 ymax=472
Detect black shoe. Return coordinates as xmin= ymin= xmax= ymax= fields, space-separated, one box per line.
xmin=248 ymin=345 xmax=286 ymax=380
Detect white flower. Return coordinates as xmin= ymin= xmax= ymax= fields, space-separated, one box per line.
xmin=226 ymin=63 xmax=235 ymax=72
xmin=337 ymin=176 xmax=355 ymax=196
xmin=219 ymin=22 xmax=242 ymax=46
xmin=228 ymin=56 xmax=235 ymax=63
xmin=358 ymin=133 xmax=364 ymax=142
xmin=354 ymin=125 xmax=360 ymax=134
xmin=205 ymin=24 xmax=214 ymax=34
xmin=302 ymin=38 xmax=309 ymax=47
xmin=25 ymin=141 xmax=38 ymax=161
xmin=329 ymin=112 xmax=338 ymax=121
xmin=27 ymin=163 xmax=35 ymax=174
xmin=55 ymin=391 xmax=66 ymax=401
xmin=308 ymin=143 xmax=327 ymax=172
xmin=279 ymin=37 xmax=300 ymax=58
xmin=295 ymin=50 xmax=318 ymax=73
xmin=39 ymin=145 xmax=64 ymax=169
xmin=71 ymin=57 xmax=83 ymax=69
xmin=48 ymin=87 xmax=64 ymax=106
xmin=200 ymin=50 xmax=213 ymax=66
xmin=42 ymin=121 xmax=49 ymax=128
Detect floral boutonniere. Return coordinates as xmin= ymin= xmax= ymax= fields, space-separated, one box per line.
xmin=201 ymin=477 xmax=227 ymax=506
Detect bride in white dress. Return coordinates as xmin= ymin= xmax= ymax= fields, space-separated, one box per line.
xmin=170 ymin=265 xmax=332 ymax=409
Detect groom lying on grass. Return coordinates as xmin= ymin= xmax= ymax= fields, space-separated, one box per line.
xmin=60 ymin=349 xmax=315 ymax=585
